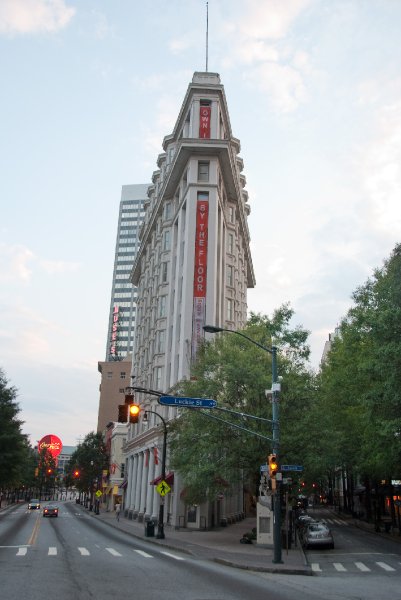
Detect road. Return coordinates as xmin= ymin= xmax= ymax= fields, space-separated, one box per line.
xmin=0 ymin=501 xmax=320 ymax=600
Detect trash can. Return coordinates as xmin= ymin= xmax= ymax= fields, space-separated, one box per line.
xmin=145 ymin=520 xmax=155 ymax=537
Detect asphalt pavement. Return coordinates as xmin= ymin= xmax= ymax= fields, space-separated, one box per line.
xmin=81 ymin=503 xmax=312 ymax=575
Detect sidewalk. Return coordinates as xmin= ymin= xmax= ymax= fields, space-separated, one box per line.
xmin=83 ymin=505 xmax=311 ymax=575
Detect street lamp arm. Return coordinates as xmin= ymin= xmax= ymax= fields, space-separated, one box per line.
xmin=203 ymin=325 xmax=276 ymax=355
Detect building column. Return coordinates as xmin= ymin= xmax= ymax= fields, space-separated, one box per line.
xmin=134 ymin=452 xmax=143 ymax=519
xmin=145 ymin=446 xmax=155 ymax=520
xmin=138 ymin=450 xmax=148 ymax=522
xmin=125 ymin=456 xmax=134 ymax=513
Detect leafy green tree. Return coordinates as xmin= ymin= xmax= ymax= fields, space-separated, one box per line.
xmin=0 ymin=369 xmax=32 ymax=489
xmin=67 ymin=432 xmax=109 ymax=496
xmin=317 ymin=244 xmax=401 ymax=510
xmin=169 ymin=306 xmax=314 ymax=504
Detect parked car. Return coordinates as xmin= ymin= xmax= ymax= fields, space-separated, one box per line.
xmin=301 ymin=522 xmax=334 ymax=549
xmin=43 ymin=504 xmax=59 ymax=518
xmin=28 ymin=499 xmax=40 ymax=510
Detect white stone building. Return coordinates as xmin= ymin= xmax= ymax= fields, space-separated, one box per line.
xmin=124 ymin=72 xmax=255 ymax=529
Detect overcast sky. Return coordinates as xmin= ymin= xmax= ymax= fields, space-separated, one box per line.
xmin=1 ymin=0 xmax=400 ymax=447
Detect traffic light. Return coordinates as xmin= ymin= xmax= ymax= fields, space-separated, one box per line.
xmin=73 ymin=469 xmax=80 ymax=478
xmin=128 ymin=403 xmax=140 ymax=424
xmin=117 ymin=404 xmax=128 ymax=423
xmin=268 ymin=454 xmax=278 ymax=479
xmin=47 ymin=468 xmax=53 ymax=475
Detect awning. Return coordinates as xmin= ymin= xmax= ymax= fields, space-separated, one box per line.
xmin=150 ymin=472 xmax=174 ymax=486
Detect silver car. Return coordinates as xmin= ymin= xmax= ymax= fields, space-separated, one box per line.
xmin=301 ymin=522 xmax=334 ymax=549
xmin=28 ymin=498 xmax=41 ymax=510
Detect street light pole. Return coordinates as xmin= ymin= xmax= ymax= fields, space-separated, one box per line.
xmin=203 ymin=325 xmax=282 ymax=564
xmin=144 ymin=409 xmax=167 ymax=540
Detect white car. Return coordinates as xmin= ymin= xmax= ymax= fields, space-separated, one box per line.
xmin=28 ymin=499 xmax=41 ymax=510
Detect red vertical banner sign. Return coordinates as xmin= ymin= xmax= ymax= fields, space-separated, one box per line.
xmin=192 ymin=194 xmax=209 ymax=359
xmin=199 ymin=105 xmax=211 ymax=139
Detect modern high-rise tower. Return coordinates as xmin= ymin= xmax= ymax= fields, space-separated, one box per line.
xmin=105 ymin=184 xmax=148 ymax=361
xmin=123 ymin=72 xmax=255 ymax=530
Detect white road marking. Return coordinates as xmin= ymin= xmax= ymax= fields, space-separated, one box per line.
xmin=161 ymin=551 xmax=185 ymax=561
xmin=333 ymin=562 xmax=347 ymax=572
xmin=311 ymin=563 xmax=321 ymax=572
xmin=134 ymin=549 xmax=153 ymax=558
xmin=376 ymin=561 xmax=395 ymax=572
xmin=106 ymin=547 xmax=122 ymax=557
xmin=16 ymin=547 xmax=28 ymax=556
xmin=48 ymin=547 xmax=57 ymax=556
xmin=355 ymin=562 xmax=371 ymax=572
xmin=78 ymin=547 xmax=90 ymax=555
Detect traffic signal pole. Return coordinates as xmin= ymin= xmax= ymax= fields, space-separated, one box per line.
xmin=271 ymin=346 xmax=283 ymax=564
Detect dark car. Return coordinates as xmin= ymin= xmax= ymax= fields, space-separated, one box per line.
xmin=28 ymin=499 xmax=40 ymax=510
xmin=43 ymin=504 xmax=59 ymax=517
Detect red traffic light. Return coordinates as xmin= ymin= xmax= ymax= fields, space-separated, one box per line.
xmin=73 ymin=469 xmax=80 ymax=478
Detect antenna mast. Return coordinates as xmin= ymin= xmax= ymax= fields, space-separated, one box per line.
xmin=205 ymin=2 xmax=209 ymax=72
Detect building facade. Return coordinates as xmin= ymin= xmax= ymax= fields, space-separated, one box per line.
xmin=97 ymin=355 xmax=132 ymax=432
xmin=105 ymin=184 xmax=147 ymax=361
xmin=124 ymin=72 xmax=255 ymax=529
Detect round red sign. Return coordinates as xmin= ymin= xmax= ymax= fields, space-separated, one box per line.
xmin=38 ymin=434 xmax=63 ymax=458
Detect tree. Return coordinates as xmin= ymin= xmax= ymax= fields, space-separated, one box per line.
xmin=0 ymin=369 xmax=32 ymax=489
xmin=317 ymin=244 xmax=401 ymax=511
xmin=169 ymin=306 xmax=315 ymax=505
xmin=67 ymin=432 xmax=109 ymax=497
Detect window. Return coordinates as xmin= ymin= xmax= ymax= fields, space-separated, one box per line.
xmin=107 ymin=372 xmax=113 ymax=379
xmin=157 ymin=329 xmax=166 ymax=353
xmin=227 ymin=298 xmax=234 ymax=321
xmin=161 ymin=261 xmax=168 ymax=283
xmin=162 ymin=229 xmax=171 ymax=251
xmin=227 ymin=265 xmax=233 ymax=287
xmin=120 ymin=372 xmax=126 ymax=379
xmin=158 ymin=296 xmax=167 ymax=318
xmin=228 ymin=233 xmax=234 ymax=254
xmin=228 ymin=206 xmax=235 ymax=224
xmin=154 ymin=366 xmax=163 ymax=390
xmin=198 ymin=162 xmax=209 ymax=182
xmin=164 ymin=202 xmax=172 ymax=220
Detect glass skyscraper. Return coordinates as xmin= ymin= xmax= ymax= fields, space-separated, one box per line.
xmin=105 ymin=184 xmax=148 ymax=360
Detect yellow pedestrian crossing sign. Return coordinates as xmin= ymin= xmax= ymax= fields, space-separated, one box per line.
xmin=95 ymin=490 xmax=103 ymax=498
xmin=156 ymin=480 xmax=171 ymax=496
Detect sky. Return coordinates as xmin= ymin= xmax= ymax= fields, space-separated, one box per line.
xmin=1 ymin=0 xmax=400 ymax=447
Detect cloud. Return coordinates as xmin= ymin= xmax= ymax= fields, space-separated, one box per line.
xmin=0 ymin=0 xmax=75 ymax=35
xmin=0 ymin=243 xmax=35 ymax=282
xmin=218 ymin=0 xmax=313 ymax=112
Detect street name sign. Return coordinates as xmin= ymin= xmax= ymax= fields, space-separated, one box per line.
xmin=159 ymin=396 xmax=217 ymax=408
xmin=281 ymin=465 xmax=304 ymax=472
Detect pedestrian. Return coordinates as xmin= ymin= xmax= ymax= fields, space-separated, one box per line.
xmin=115 ymin=502 xmax=121 ymax=521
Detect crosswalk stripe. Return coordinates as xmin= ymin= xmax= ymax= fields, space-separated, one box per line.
xmin=311 ymin=563 xmax=321 ymax=572
xmin=376 ymin=561 xmax=395 ymax=572
xmin=78 ymin=547 xmax=90 ymax=556
xmin=160 ymin=551 xmax=185 ymax=561
xmin=106 ymin=548 xmax=122 ymax=557
xmin=48 ymin=547 xmax=57 ymax=556
xmin=16 ymin=547 xmax=27 ymax=556
xmin=134 ymin=549 xmax=153 ymax=558
xmin=333 ymin=562 xmax=347 ymax=572
xmin=355 ymin=562 xmax=371 ymax=572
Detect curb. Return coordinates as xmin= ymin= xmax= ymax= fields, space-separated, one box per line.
xmin=214 ymin=557 xmax=313 ymax=575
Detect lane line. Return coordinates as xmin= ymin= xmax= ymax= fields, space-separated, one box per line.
xmin=376 ymin=562 xmax=395 ymax=572
xmin=78 ymin=547 xmax=90 ymax=556
xmin=160 ymin=551 xmax=185 ymax=561
xmin=16 ymin=547 xmax=28 ymax=556
xmin=106 ymin=548 xmax=122 ymax=557
xmin=311 ymin=563 xmax=321 ymax=572
xmin=355 ymin=562 xmax=371 ymax=572
xmin=48 ymin=547 xmax=57 ymax=556
xmin=134 ymin=549 xmax=153 ymax=558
